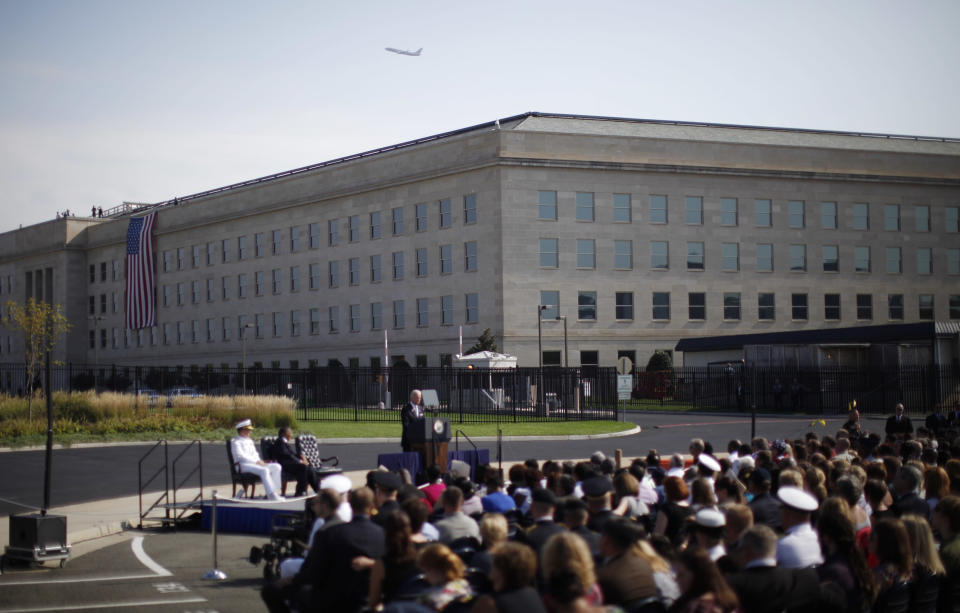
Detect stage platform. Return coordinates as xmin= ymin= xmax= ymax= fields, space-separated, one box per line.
xmin=200 ymin=495 xmax=310 ymax=535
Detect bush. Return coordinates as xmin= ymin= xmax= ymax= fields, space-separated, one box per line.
xmin=646 ymin=351 xmax=673 ymax=372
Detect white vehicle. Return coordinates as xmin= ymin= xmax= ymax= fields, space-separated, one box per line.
xmin=385 ymin=47 xmax=422 ymax=56
xmin=166 ymin=387 xmax=204 ymax=406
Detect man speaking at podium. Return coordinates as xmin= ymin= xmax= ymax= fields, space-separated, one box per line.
xmin=400 ymin=389 xmax=425 ymax=452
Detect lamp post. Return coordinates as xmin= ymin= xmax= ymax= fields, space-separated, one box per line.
xmin=556 ymin=315 xmax=568 ymax=368
xmin=537 ymin=305 xmax=547 ymax=413
xmin=88 ymin=315 xmax=103 ymax=390
xmin=241 ymin=323 xmax=254 ymax=394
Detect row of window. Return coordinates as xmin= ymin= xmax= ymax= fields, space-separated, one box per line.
xmin=537 ymin=239 xmax=960 ymax=274
xmin=0 ymin=274 xmax=15 ymax=296
xmin=89 ymin=294 xmax=481 ymax=350
xmin=537 ymin=191 xmax=960 ymax=232
xmin=537 ymin=291 xmax=960 ymax=322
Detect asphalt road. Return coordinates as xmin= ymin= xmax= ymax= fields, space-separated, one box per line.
xmin=0 ymin=411 xmax=858 ymax=517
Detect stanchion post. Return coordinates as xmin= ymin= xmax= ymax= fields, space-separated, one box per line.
xmin=203 ymin=490 xmax=227 ymax=580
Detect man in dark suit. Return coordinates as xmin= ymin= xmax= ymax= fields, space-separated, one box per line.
xmin=523 ymin=488 xmax=565 ymax=554
xmin=271 ymin=427 xmax=319 ymax=496
xmin=596 ymin=518 xmax=658 ymax=608
xmin=890 ymin=465 xmax=929 ymax=519
xmin=747 ymin=468 xmax=781 ymax=531
xmin=725 ymin=524 xmax=836 ymax=613
xmin=400 ymin=389 xmax=424 ymax=452
xmin=885 ymin=402 xmax=914 ymax=439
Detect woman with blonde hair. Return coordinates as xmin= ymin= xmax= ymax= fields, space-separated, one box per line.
xmin=902 ymin=514 xmax=944 ymax=613
xmin=472 ymin=512 xmax=509 ymax=579
xmin=635 ymin=538 xmax=680 ymax=607
xmin=924 ymin=466 xmax=950 ymax=512
xmin=541 ymin=532 xmax=604 ymax=611
xmin=415 ymin=543 xmax=473 ymax=611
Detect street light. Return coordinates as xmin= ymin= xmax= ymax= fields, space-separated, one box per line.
xmin=241 ymin=323 xmax=254 ymax=394
xmin=556 ymin=315 xmax=568 ymax=368
xmin=537 ymin=305 xmax=548 ymax=413
xmin=88 ymin=315 xmax=104 ymax=390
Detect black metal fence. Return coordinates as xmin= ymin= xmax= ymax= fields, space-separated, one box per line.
xmin=0 ymin=362 xmax=957 ymax=420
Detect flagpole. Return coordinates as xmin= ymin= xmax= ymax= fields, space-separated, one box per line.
xmin=384 ymin=329 xmax=390 ymax=410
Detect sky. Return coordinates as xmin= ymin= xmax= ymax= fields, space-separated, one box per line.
xmin=1 ymin=0 xmax=958 ymax=232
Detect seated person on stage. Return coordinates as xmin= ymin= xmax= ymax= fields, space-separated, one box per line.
xmin=231 ymin=419 xmax=284 ymax=501
xmin=272 ymin=426 xmax=320 ymax=496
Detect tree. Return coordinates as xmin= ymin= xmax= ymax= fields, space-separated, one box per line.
xmin=3 ymin=298 xmax=70 ymax=419
xmin=466 ymin=328 xmax=498 ymax=354
xmin=646 ymin=350 xmax=673 ymax=372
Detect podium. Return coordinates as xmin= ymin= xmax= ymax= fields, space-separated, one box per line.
xmin=407 ymin=417 xmax=451 ymax=472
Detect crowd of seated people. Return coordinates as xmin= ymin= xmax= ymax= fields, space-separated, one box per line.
xmin=261 ymin=412 xmax=960 ymax=613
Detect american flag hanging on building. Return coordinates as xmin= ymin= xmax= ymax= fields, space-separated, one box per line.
xmin=125 ymin=211 xmax=157 ymax=329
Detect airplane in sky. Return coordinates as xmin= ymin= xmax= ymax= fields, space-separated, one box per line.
xmin=385 ymin=47 xmax=422 ymax=56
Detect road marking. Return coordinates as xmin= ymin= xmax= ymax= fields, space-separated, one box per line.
xmin=153 ymin=581 xmax=190 ymax=593
xmin=0 ymin=596 xmax=207 ymax=613
xmin=131 ymin=536 xmax=172 ymax=577
xmin=0 ymin=573 xmax=163 ymax=586
xmin=654 ymin=418 xmax=838 ymax=429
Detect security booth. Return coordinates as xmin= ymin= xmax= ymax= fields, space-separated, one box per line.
xmin=450 ymin=351 xmax=520 ymax=415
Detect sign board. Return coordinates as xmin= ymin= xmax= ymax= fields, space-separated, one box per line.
xmin=617 ymin=356 xmax=633 ymax=375
xmin=583 ymin=380 xmax=592 ymax=398
xmin=617 ymin=375 xmax=633 ymax=400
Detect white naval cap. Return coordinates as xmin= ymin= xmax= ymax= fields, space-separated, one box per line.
xmin=777 ymin=486 xmax=819 ymax=512
xmin=695 ymin=507 xmax=726 ymax=528
xmin=698 ymin=454 xmax=721 ymax=473
xmin=234 ymin=418 xmax=253 ymax=430
xmin=320 ymin=473 xmax=353 ymax=494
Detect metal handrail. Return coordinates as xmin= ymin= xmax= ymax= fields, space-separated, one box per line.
xmin=171 ymin=440 xmax=203 ymax=520
xmin=138 ymin=440 xmax=169 ymax=528
xmin=454 ymin=429 xmax=478 ymax=455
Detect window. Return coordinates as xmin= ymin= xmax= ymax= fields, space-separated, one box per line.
xmin=162 ymin=323 xmax=171 ymax=345
xmin=415 ymin=203 xmax=427 ymax=231
xmin=272 ymin=268 xmax=281 ymax=294
xmin=290 ymin=226 xmax=302 ymax=252
xmin=821 ymin=202 xmax=837 ymax=229
xmin=755 ymin=199 xmax=772 ymax=227
xmin=613 ymin=194 xmax=631 ymax=222
xmin=439 ymin=199 xmax=452 ymax=228
xmin=161 ymin=286 xmax=170 ymax=308
xmin=440 ymin=245 xmax=452 ymax=274
xmin=308 ymin=309 xmax=320 ymax=335
xmin=254 ymin=233 xmax=264 ymax=257
xmin=465 ymin=293 xmax=478 ymax=323
xmin=328 ymin=261 xmax=339 ymax=288
xmin=686 ymin=242 xmax=704 ymax=271
xmin=328 ymin=306 xmax=339 ymax=333
xmin=417 ymin=298 xmax=428 ymax=326
xmin=758 ymin=293 xmax=775 ymax=320
xmin=854 ymin=247 xmax=871 ymax=273
xmin=576 ymin=192 xmax=594 ymax=222
xmin=688 ymin=292 xmax=706 ymax=320
xmin=370 ymin=212 xmax=381 ymax=239
xmin=540 ymin=239 xmax=559 ymax=268
xmin=720 ymin=198 xmax=738 ymax=226
xmin=393 ymin=300 xmax=405 ymax=328
xmin=537 ymin=191 xmax=558 ymax=220
xmin=543 ymin=351 xmax=562 ymax=366
xmin=392 ymin=208 xmax=403 ymax=235
xmin=218 ymin=277 xmax=227 ymax=301
xmin=255 ymin=271 xmax=264 ymax=295
xmin=576 ymin=239 xmax=595 ymax=268
xmin=948 ymin=249 xmax=960 ymax=275
xmin=176 ymin=283 xmax=185 ymax=306
xmin=286 ymin=265 xmax=298 ymax=292
xmin=723 ymin=292 xmax=741 ymax=320
xmin=349 ymin=258 xmax=360 ymax=285
xmin=652 ymin=292 xmax=670 ymax=320
xmin=948 ymin=207 xmax=959 ymax=233
xmin=219 ymin=239 xmax=230 ymax=263
xmin=852 ymin=203 xmax=870 ymax=230
xmin=614 ymin=240 xmax=633 ymax=269
xmin=792 ymin=293 xmax=808 ymax=320
xmin=919 ymin=294 xmax=934 ymax=320
xmin=90 ymin=264 xmax=96 ymax=282
xmin=222 ymin=317 xmax=231 ymax=341
xmin=416 ymin=248 xmax=428 ymax=277
xmin=175 ymin=322 xmax=184 ymax=345
xmin=162 ymin=252 xmax=172 ymax=273
xmin=789 ymin=245 xmax=806 ymax=271
xmin=884 ymin=204 xmax=900 ymax=231
xmin=370 ymin=255 xmax=382 ymax=283
xmin=371 ymin=302 xmax=382 ymax=330
xmin=112 ymin=292 xmax=119 ymax=312
xmin=287 ymin=309 xmax=301 ymax=337
xmin=651 ymin=241 xmax=668 ymax=269
xmin=463 ymin=194 xmax=477 ymax=224
xmin=177 ymin=247 xmax=185 ymax=269
xmin=348 ymin=215 xmax=359 ymax=242
xmin=578 ymin=291 xmax=597 ymax=320
xmin=788 ymin=201 xmax=805 ymax=229
xmin=328 ymin=220 xmax=339 ymax=246
xmin=857 ymin=294 xmax=872 ymax=320
xmin=464 ymin=241 xmax=478 ymax=272
xmin=650 ymin=195 xmax=667 ymax=224
xmin=101 ymin=292 xmax=107 ymax=313
xmin=99 ymin=261 xmax=107 ymax=281
xmin=950 ymin=295 xmax=960 ymax=320
xmin=238 ymin=273 xmax=247 ymax=298
xmin=824 ymin=294 xmax=841 ymax=321
xmin=392 ymin=252 xmax=404 ymax=280
xmin=888 ymin=294 xmax=904 ymax=320
xmin=349 ymin=305 xmax=360 ymax=332
xmin=915 ymin=205 xmax=930 ymax=232
xmin=886 ymin=247 xmax=902 ymax=273
xmin=192 ymin=245 xmax=201 ymax=268
xmin=615 ymin=292 xmax=633 ymax=320
xmin=206 ymin=318 xmax=215 ymax=342
xmin=307 ymin=264 xmax=319 ymax=290
xmin=238 ymin=236 xmax=248 ymax=260
xmin=192 ymin=320 xmax=200 ymax=343
xmin=309 ymin=223 xmax=320 ymax=249
xmin=721 ymin=243 xmax=739 ymax=271
xmin=685 ymin=196 xmax=703 ymax=225
xmin=271 ymin=230 xmax=282 ymax=255
xmin=540 ymin=291 xmax=560 ymax=320
xmin=822 ymin=245 xmax=839 ymax=272
xmin=441 ymin=295 xmax=453 ymax=325
xmin=917 ymin=248 xmax=932 ymax=275
xmin=757 ymin=243 xmax=773 ymax=272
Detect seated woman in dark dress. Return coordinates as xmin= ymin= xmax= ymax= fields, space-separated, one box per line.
xmin=364 ymin=510 xmax=422 ymax=609
xmin=816 ymin=497 xmax=877 ymax=613
xmin=471 ymin=542 xmax=547 ymax=613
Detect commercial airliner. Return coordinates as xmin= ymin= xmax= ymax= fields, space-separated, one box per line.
xmin=385 ymin=47 xmax=422 ymax=56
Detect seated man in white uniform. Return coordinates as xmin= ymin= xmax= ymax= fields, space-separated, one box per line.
xmin=231 ymin=419 xmax=284 ymax=501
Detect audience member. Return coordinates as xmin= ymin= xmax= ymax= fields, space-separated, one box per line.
xmin=371 ymin=470 xmax=404 ymax=525
xmin=746 ymin=468 xmax=780 ymax=531
xmin=870 ymin=518 xmax=914 ymax=609
xmin=472 ymin=542 xmax=547 ymax=613
xmin=775 ymin=486 xmax=823 ymax=568
xmin=670 ymin=547 xmax=740 ymax=613
xmin=415 ymin=543 xmax=474 ymax=611
xmin=654 ymin=476 xmax=692 ymax=546
xmin=901 ymin=513 xmax=944 ymax=613
xmin=541 ymin=532 xmax=603 ymax=611
xmin=363 ymin=510 xmax=421 ymax=608
xmin=886 ymin=402 xmax=914 ymax=439
xmin=482 ymin=469 xmax=517 ymax=513
xmin=433 ymin=486 xmax=480 ymax=544
xmin=815 ymin=497 xmax=877 ymax=612
xmin=472 ymin=512 xmax=509 ymax=577
xmin=419 ymin=465 xmax=446 ymax=510
xmin=523 ymin=488 xmax=564 ymax=554
xmin=595 ymin=518 xmax=658 ymax=608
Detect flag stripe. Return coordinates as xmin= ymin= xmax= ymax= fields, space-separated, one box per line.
xmin=125 ymin=211 xmax=157 ymax=329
